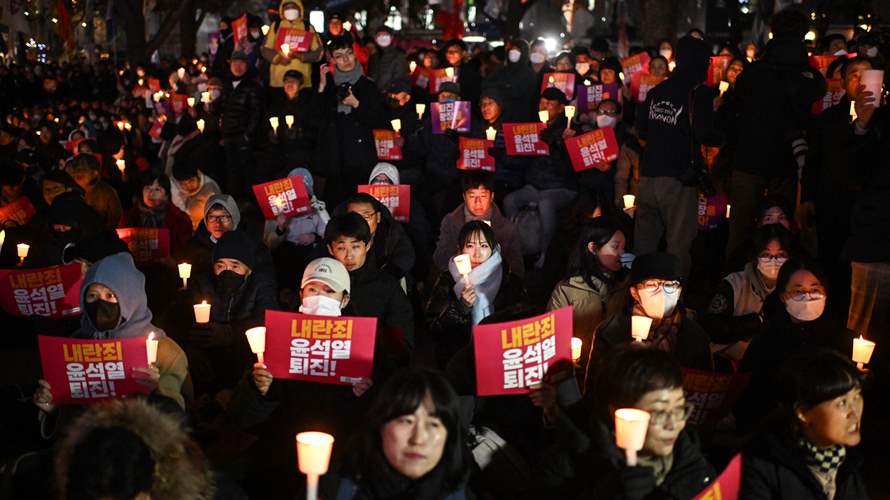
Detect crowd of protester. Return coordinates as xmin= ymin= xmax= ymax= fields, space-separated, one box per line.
xmin=0 ymin=3 xmax=888 ymax=499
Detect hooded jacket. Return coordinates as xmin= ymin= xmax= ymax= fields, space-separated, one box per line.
xmin=483 ymin=40 xmax=537 ymax=123
xmin=74 ymin=253 xmax=188 ymax=407
xmin=369 ymin=31 xmax=408 ymax=92
xmin=262 ymin=0 xmax=323 ymax=88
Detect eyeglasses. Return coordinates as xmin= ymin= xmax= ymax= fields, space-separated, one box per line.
xmin=757 ymin=255 xmax=788 ymax=262
xmin=356 ymin=211 xmax=377 ymax=221
xmin=788 ymin=291 xmax=826 ymax=302
xmin=649 ymin=403 xmax=695 ymax=427
xmin=207 ymin=215 xmax=232 ymax=224
xmin=597 ymin=109 xmax=620 ymax=117
xmin=638 ymin=280 xmax=681 ymax=294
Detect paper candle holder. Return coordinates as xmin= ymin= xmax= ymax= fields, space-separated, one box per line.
xmin=246 ymin=327 xmax=267 ymax=364
xmin=631 ymin=315 xmax=653 ymax=342
xmin=486 ymin=127 xmax=497 ymax=141
xmin=269 ymin=116 xmax=279 ymax=133
xmin=623 ymin=194 xmax=635 ymax=209
xmin=178 ymin=262 xmax=192 ymax=288
xmin=390 ymin=119 xmax=401 ymax=132
xmin=197 ymin=119 xmax=205 ymax=132
xmin=415 ymin=103 xmax=426 ymax=119
xmin=296 ymin=431 xmax=334 ymax=474
xmin=194 ymin=301 xmax=211 ymax=324
xmin=565 ymin=105 xmax=576 ymax=120
xmin=615 ymin=408 xmax=651 ymax=466
xmin=852 ymin=335 xmax=876 ymax=370
xmin=146 ymin=332 xmax=159 ymax=365
xmin=571 ymin=337 xmax=583 ymax=362
xmin=116 ymin=159 xmax=126 ymax=173
xmin=538 ymin=110 xmax=550 ymax=123
xmin=453 ymin=254 xmax=472 ymax=276
xmin=286 ymin=115 xmax=295 ymax=128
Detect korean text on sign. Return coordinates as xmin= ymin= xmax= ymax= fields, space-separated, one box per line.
xmin=503 ymin=123 xmax=549 ymax=156
xmin=252 ymin=175 xmax=313 ymax=220
xmin=576 ymin=83 xmax=619 ymax=112
xmin=274 ymin=27 xmax=312 ymax=53
xmin=263 ymin=310 xmax=377 ymax=386
xmin=431 ymin=101 xmax=471 ymax=134
xmin=357 ymin=184 xmax=411 ymax=223
xmin=473 ymin=307 xmax=573 ymax=396
xmin=373 ymin=129 xmax=403 ymax=160
xmin=38 ymin=335 xmax=151 ymax=405
xmin=682 ymin=369 xmax=751 ymax=426
xmin=457 ymin=137 xmax=496 ymax=171
xmin=0 ymin=196 xmax=37 ymax=228
xmin=0 ymin=263 xmax=83 ymax=319
xmin=115 ymin=228 xmax=171 ymax=262
xmin=566 ymin=127 xmax=620 ymax=172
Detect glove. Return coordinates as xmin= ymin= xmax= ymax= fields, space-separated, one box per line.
xmin=620 ymin=253 xmax=636 ymax=269
xmin=619 ymin=465 xmax=657 ymax=500
xmin=189 ymin=322 xmax=235 ymax=349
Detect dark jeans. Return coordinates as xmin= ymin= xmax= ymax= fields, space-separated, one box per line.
xmin=634 ymin=176 xmax=699 ymax=277
xmin=223 ymin=140 xmax=254 ymax=199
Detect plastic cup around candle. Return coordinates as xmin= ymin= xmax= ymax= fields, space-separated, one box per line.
xmin=178 ymin=262 xmax=192 ymax=289
xmin=623 ymin=194 xmax=636 ymax=209
xmin=296 ymin=431 xmax=335 ymax=500
xmin=631 ymin=315 xmax=653 ymax=342
xmin=177 ymin=68 xmax=186 ymax=79
xmin=614 ymin=408 xmax=651 ymax=466
xmin=116 ymin=159 xmax=126 ymax=173
xmin=245 ymin=327 xmax=267 ymax=364
xmin=194 ymin=301 xmax=211 ymax=324
xmin=861 ymin=69 xmax=884 ymax=108
xmin=187 ymin=97 xmax=196 ymax=108
xmin=538 ymin=110 xmax=549 ymax=123
xmin=718 ymin=81 xmax=729 ymax=96
xmin=146 ymin=332 xmax=159 ymax=365
xmin=726 ymin=204 xmax=732 ymax=219
xmin=486 ymin=127 xmax=497 ymax=141
xmin=565 ymin=105 xmax=576 ymax=120
xmin=571 ymin=337 xmax=582 ymax=362
xmin=343 ymin=20 xmax=352 ymax=32
xmin=269 ymin=116 xmax=279 ymax=133
xmin=261 ymin=24 xmax=269 ymax=36
xmin=197 ymin=119 xmax=205 ymax=133
xmin=453 ymin=254 xmax=472 ymax=277
xmin=391 ymin=119 xmax=401 ymax=132
xmin=17 ymin=243 xmax=29 ymax=263
xmin=409 ymin=61 xmax=417 ymax=73
xmin=445 ymin=67 xmax=455 ymax=78
xmin=280 ymin=43 xmax=290 ymax=57
xmin=286 ymin=115 xmax=295 ymax=128
xmin=201 ymin=91 xmax=210 ymax=103
xmin=415 ymin=103 xmax=425 ymax=119
xmin=852 ymin=335 xmax=876 ymax=370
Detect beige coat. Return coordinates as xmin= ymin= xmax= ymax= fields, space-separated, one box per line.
xmin=548 ymin=274 xmax=614 ymax=369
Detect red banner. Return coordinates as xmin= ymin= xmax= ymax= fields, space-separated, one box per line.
xmin=682 ymin=369 xmax=751 ymax=426
xmin=457 ymin=137 xmax=496 ymax=171
xmin=621 ymin=52 xmax=651 ymax=80
xmin=428 ymin=68 xmax=458 ymax=94
xmin=264 ymin=310 xmax=377 ymax=386
xmin=473 ymin=307 xmax=573 ymax=396
xmin=147 ymin=77 xmax=161 ymax=93
xmin=410 ymin=67 xmax=431 ymax=90
xmin=274 ymin=27 xmax=313 ymax=53
xmin=0 ymin=264 xmax=83 ymax=318
xmin=232 ymin=14 xmax=249 ymax=50
xmin=540 ymin=72 xmax=576 ymax=100
xmin=431 ymin=101 xmax=471 ymax=134
xmin=115 ymin=228 xmax=171 ymax=263
xmin=252 ymin=176 xmax=313 ymax=220
xmin=565 ymin=128 xmax=620 ymax=172
xmin=503 ymin=123 xmax=549 ymax=156
xmin=707 ymin=56 xmax=732 ymax=87
xmin=148 ymin=117 xmax=165 ymax=140
xmin=812 ymin=78 xmax=846 ymax=114
xmin=373 ymin=129 xmax=403 ymax=160
xmin=576 ymin=83 xmax=620 ymax=112
xmin=809 ymin=55 xmax=839 ymax=77
xmin=694 ymin=454 xmax=742 ymax=500
xmin=357 ymin=184 xmax=411 ymax=223
xmin=631 ymin=73 xmax=665 ymax=103
xmin=0 ymin=196 xmax=36 ymax=227
xmin=38 ymin=335 xmax=151 ymax=405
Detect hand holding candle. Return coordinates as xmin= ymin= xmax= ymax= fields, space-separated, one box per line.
xmin=631 ymin=315 xmax=652 ymax=342
xmin=538 ymin=110 xmax=550 ymax=123
xmin=614 ymin=408 xmax=651 ymax=466
xmin=246 ymin=327 xmax=266 ymax=364
xmin=16 ymin=243 xmax=29 ymax=264
xmin=269 ymin=116 xmax=279 ymax=133
xmin=178 ymin=262 xmax=192 ymax=288
xmin=296 ymin=431 xmax=335 ymax=500
xmin=193 ymin=300 xmax=211 ymax=324
xmin=565 ymin=105 xmax=576 ymax=120
xmin=852 ymin=335 xmax=876 ymax=370
xmin=416 ymin=102 xmax=426 ymax=119
xmin=390 ymin=119 xmax=402 ymax=133
xmin=486 ymin=126 xmax=497 ymax=142
xmin=146 ymin=332 xmax=159 ymax=365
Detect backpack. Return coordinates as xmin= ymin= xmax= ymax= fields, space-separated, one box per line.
xmin=511 ymin=202 xmax=544 ymax=256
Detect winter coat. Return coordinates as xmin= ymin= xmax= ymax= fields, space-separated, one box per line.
xmin=347 ymin=259 xmax=415 ymax=356
xmin=171 ymin=172 xmax=221 ymax=230
xmin=548 ymin=274 xmax=618 ymax=370
xmin=83 ymin=179 xmax=123 ymax=230
xmin=183 ymin=224 xmax=276 ymax=288
xmin=120 ymin=201 xmax=194 ymax=256
xmin=218 ymin=74 xmax=264 ymax=145
xmin=483 ymin=45 xmax=537 ymax=123
xmin=261 ymin=0 xmax=323 ymax=88
xmin=267 ymin=89 xmax=319 ymax=169
xmin=699 ymin=263 xmax=771 ymax=346
xmin=741 ymin=432 xmax=868 ymax=500
xmin=433 ymin=203 xmax=525 ymax=277
xmin=525 ymin=115 xmax=578 ymax=191
xmin=369 ymin=46 xmax=408 ymax=92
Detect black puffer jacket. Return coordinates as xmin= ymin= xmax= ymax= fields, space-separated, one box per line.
xmin=483 ymin=40 xmax=537 ymax=123
xmin=219 ymin=74 xmax=264 ymax=144
xmin=348 ymin=259 xmax=415 ymax=357
xmin=333 ymin=195 xmax=416 ymax=280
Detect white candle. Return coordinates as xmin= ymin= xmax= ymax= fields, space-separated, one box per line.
xmin=485 ymin=126 xmax=497 ymax=141
xmin=200 ymin=91 xmax=210 ymax=103
xmin=196 ymin=119 xmax=205 ymax=132
xmin=245 ymin=327 xmax=267 ymax=364
xmin=623 ymin=194 xmax=636 ymax=209
xmin=177 ymin=67 xmax=186 ymax=79
xmin=445 ymin=67 xmax=455 ymax=78
xmin=668 ymin=60 xmax=677 ymax=72
xmin=187 ymin=97 xmax=196 ymax=108
xmin=571 ymin=337 xmax=583 ymax=362
xmin=718 ymin=81 xmax=729 ymax=96
xmin=285 ymin=115 xmax=295 ymax=128
xmin=16 ymin=243 xmax=29 ymax=263
xmin=565 ymin=105 xmax=576 ymax=120
xmin=415 ymin=102 xmax=426 ymax=119
xmin=453 ymin=254 xmax=472 ymax=277
xmin=409 ymin=61 xmax=417 ymax=73
xmin=280 ymin=43 xmax=290 ymax=57
xmin=193 ymin=301 xmax=211 ymax=324
xmin=343 ymin=20 xmax=352 ymax=32
xmin=0 ymin=230 xmax=5 ymax=252
xmin=269 ymin=116 xmax=279 ymax=133
xmin=114 ymin=159 xmax=125 ymax=174
xmin=178 ymin=262 xmax=192 ymax=288
xmin=390 ymin=119 xmax=401 ymax=132
xmin=296 ymin=431 xmax=335 ymax=500
xmin=548 ymin=75 xmax=556 ymax=84
xmin=146 ymin=332 xmax=159 ymax=365
xmin=261 ymin=24 xmax=269 ymax=36
xmin=614 ymin=408 xmax=650 ymax=466
xmin=725 ymin=204 xmax=732 ymax=219
xmin=852 ymin=335 xmax=876 ymax=370
xmin=538 ymin=110 xmax=550 ymax=123
xmin=850 ymin=100 xmax=858 ymax=120
xmin=631 ymin=315 xmax=653 ymax=342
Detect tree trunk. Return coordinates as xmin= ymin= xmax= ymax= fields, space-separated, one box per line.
xmin=115 ymin=0 xmax=193 ymax=62
xmin=179 ymin=0 xmax=197 ymax=59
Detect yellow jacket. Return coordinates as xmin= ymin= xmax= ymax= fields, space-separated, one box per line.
xmin=262 ymin=0 xmax=323 ymax=87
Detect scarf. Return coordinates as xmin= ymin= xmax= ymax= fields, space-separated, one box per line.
xmin=638 ymin=453 xmax=674 ymax=486
xmin=333 ymin=65 xmax=363 ymax=115
xmin=799 ymin=437 xmax=846 ymax=474
xmin=138 ymin=200 xmax=167 ymax=228
xmin=463 ymin=205 xmax=493 ymax=223
xmin=449 ymin=248 xmax=503 ymax=325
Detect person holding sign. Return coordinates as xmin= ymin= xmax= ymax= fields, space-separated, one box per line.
xmin=120 ymin=172 xmax=193 ymax=255
xmin=426 ymin=221 xmax=527 ymax=368
xmin=542 ymin=346 xmax=714 ymax=498
xmin=34 ymin=253 xmax=188 ymax=413
xmin=741 ymin=350 xmax=868 ymax=500
xmin=261 ymin=0 xmax=323 ymax=91
xmin=366 ymin=162 xmax=433 ymax=263
xmin=483 ymin=39 xmax=537 ymax=123
xmin=336 ymin=191 xmax=416 ymax=282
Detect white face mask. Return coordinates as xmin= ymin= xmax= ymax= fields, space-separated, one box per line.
xmin=283 ymin=9 xmax=300 ymax=21
xmin=508 ymin=49 xmax=522 ymax=63
xmin=638 ymin=289 xmax=679 ymax=320
xmin=299 ymin=295 xmax=343 ymax=317
xmin=757 ymin=257 xmax=786 ymax=281
xmin=530 ymin=52 xmax=546 ymax=64
xmin=785 ymin=295 xmax=825 ymax=322
xmin=596 ymin=114 xmax=617 ymax=129
xmin=660 ymin=49 xmax=673 ymax=60
xmin=865 ymin=47 xmax=878 ymax=58
xmin=575 ymin=62 xmax=590 ymax=75
xmin=376 ymin=34 xmax=392 ymax=48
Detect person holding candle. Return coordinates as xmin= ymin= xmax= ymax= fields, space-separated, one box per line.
xmin=442 ymin=39 xmax=482 ymax=114
xmin=120 ymin=172 xmax=193 ymax=256
xmin=586 ymin=252 xmax=713 ymax=390
xmin=216 ymin=50 xmax=264 ymax=197
xmin=63 ymin=153 xmax=123 ymax=230
xmin=483 ymin=38 xmax=536 ymax=123
xmin=170 ymin=161 xmax=221 ymax=230
xmin=425 ymin=221 xmax=527 ymax=368
xmin=471 ymin=86 xmax=531 ymax=198
xmin=262 ymin=1 xmax=323 ymax=93
xmin=741 ymin=349 xmax=868 ymax=499
xmin=365 ymin=161 xmax=434 ymax=263
xmin=267 ymin=70 xmax=317 ymax=169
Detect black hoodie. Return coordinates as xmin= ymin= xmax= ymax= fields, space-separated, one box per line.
xmin=484 ymin=39 xmax=538 ymax=123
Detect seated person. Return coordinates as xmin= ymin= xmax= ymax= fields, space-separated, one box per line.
xmin=170 ymin=160 xmax=221 ymax=230
xmin=120 ymin=171 xmax=193 ymax=255
xmin=433 ymin=170 xmax=524 ymax=277
xmin=64 ymin=153 xmax=123 ymax=230
xmin=334 ymin=192 xmax=415 ymax=281
xmin=366 ymin=161 xmax=434 ymax=264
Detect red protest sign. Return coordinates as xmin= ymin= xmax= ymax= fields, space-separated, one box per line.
xmin=694 ymin=454 xmax=742 ymax=500
xmin=171 ymin=94 xmax=188 ymax=114
xmin=428 ymin=68 xmax=458 ymax=94
xmin=357 ymin=184 xmax=411 ymax=223
xmin=148 ymin=117 xmax=165 ymax=140
xmin=373 ymin=129 xmax=403 ymax=160
xmin=503 ymin=122 xmax=549 ymax=156
xmin=115 ymin=228 xmax=171 ymax=263
xmin=621 ymin=52 xmax=651 ymax=80
xmin=566 ymin=127 xmax=620 ymax=172
xmin=682 ymin=369 xmax=751 ymax=426
xmin=0 ymin=196 xmax=37 ymax=227
xmin=147 ymin=77 xmax=161 ymax=93
xmin=473 ymin=307 xmax=573 ymax=396
xmin=252 ymin=176 xmax=313 ymax=220
xmin=631 ymin=73 xmax=665 ymax=103
xmin=0 ymin=264 xmax=83 ymax=318
xmin=38 ymin=335 xmax=151 ymax=405
xmin=431 ymin=101 xmax=471 ymax=134
xmin=275 ymin=27 xmax=313 ymax=53
xmin=576 ymin=83 xmax=620 ymax=112
xmin=812 ymin=78 xmax=846 ymax=114
xmin=263 ymin=310 xmax=377 ymax=386
xmin=410 ymin=67 xmax=431 ymax=90
xmin=540 ymin=72 xmax=576 ymax=100
xmin=232 ymin=14 xmax=249 ymax=49
xmin=707 ymin=56 xmax=732 ymax=87
xmin=457 ymin=137 xmax=496 ymax=172
xmin=809 ymin=55 xmax=838 ymax=77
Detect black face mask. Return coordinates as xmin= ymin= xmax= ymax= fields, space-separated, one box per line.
xmin=214 ymin=270 xmax=245 ymax=296
xmin=54 ymin=227 xmax=82 ymax=245
xmin=85 ymin=299 xmax=120 ymax=331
